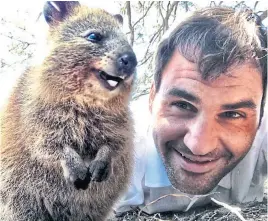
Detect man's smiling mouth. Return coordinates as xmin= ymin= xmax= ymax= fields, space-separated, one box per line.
xmin=173 ymin=148 xmax=220 ymax=174
xmin=178 ymin=151 xmax=219 ymax=163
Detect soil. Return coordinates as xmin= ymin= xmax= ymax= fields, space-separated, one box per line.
xmin=109 ymin=196 xmax=267 ymax=221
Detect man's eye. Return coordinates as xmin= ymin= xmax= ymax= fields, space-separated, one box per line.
xmin=86 ymin=33 xmax=102 ymax=42
xmin=171 ymin=101 xmax=197 ymax=112
xmin=219 ymin=111 xmax=245 ymax=119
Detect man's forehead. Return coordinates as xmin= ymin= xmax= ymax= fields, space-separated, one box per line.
xmin=161 ymin=74 xmax=262 ymax=101
xmin=162 ymin=51 xmax=262 ymax=89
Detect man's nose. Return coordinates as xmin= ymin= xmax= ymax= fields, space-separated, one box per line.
xmin=183 ymin=114 xmax=218 ymax=155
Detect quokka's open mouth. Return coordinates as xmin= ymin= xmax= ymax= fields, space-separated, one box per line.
xmin=96 ymin=70 xmax=128 ymax=91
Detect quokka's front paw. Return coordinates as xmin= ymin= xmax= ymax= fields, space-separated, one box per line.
xmin=61 ymin=159 xmax=91 ymax=190
xmin=61 ymin=147 xmax=92 ymax=190
xmin=73 ymin=169 xmax=91 ymax=190
xmin=89 ymin=160 xmax=110 ymax=182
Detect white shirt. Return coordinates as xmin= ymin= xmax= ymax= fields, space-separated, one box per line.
xmin=115 ymin=95 xmax=267 ymax=214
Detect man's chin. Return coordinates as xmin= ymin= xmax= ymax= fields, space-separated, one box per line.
xmin=170 ymin=180 xmax=216 ymax=195
xmin=166 ymin=168 xmax=223 ymax=195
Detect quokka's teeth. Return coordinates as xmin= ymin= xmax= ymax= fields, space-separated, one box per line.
xmin=107 ymin=80 xmax=118 ymax=87
xmin=118 ymin=75 xmax=126 ymax=80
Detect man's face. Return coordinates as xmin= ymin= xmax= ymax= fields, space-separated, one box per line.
xmin=150 ymin=50 xmax=263 ymax=194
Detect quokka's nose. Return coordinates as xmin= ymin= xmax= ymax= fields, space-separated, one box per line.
xmin=117 ymin=52 xmax=137 ymax=75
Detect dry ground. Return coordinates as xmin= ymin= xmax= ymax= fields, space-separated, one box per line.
xmin=109 ymin=195 xmax=267 ymax=221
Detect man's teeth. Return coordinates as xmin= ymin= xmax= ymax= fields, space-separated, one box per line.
xmin=107 ymin=80 xmax=118 ymax=87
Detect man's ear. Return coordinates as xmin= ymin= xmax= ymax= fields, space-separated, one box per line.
xmin=149 ymin=83 xmax=156 ymax=114
xmin=113 ymin=14 xmax=123 ymax=25
xmin=43 ymin=1 xmax=80 ymax=26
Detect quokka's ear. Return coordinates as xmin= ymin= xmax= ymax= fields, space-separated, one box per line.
xmin=113 ymin=14 xmax=123 ymax=25
xmin=43 ymin=1 xmax=80 ymax=26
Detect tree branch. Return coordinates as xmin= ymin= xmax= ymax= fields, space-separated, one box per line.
xmin=126 ymin=1 xmax=134 ymax=46
xmin=0 ymin=33 xmax=35 ymax=45
xmin=234 ymin=1 xmax=245 ymax=9
xmin=138 ymin=52 xmax=154 ymax=67
xmin=259 ymin=10 xmax=267 ymax=21
xmin=210 ymin=1 xmax=216 ymax=7
xmin=133 ymin=2 xmax=154 ymax=28
xmin=183 ymin=1 xmax=189 ymax=12
xmin=158 ymin=2 xmax=165 ymax=22
xmin=132 ymin=90 xmax=150 ymax=100
xmin=138 ymin=26 xmax=163 ymax=66
xmin=173 ymin=3 xmax=178 ymax=22
xmin=254 ymin=1 xmax=259 ymax=11
xmin=167 ymin=1 xmax=179 ymax=18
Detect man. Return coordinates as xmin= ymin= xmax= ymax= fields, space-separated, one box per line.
xmin=116 ymin=6 xmax=267 ymax=214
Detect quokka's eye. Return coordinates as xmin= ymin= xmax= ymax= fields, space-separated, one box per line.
xmin=86 ymin=33 xmax=102 ymax=42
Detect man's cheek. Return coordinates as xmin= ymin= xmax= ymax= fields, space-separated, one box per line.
xmin=155 ymin=122 xmax=181 ymax=144
xmin=223 ymin=124 xmax=257 ymax=157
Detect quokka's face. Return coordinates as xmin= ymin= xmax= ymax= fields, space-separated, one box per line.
xmin=42 ymin=2 xmax=137 ymax=103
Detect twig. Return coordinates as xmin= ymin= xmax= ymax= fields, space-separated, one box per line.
xmin=138 ymin=26 xmax=163 ymax=66
xmin=0 ymin=33 xmax=35 ymax=45
xmin=173 ymin=3 xmax=178 ymax=22
xmin=167 ymin=2 xmax=179 ymax=19
xmin=158 ymin=2 xmax=165 ymax=24
xmin=132 ymin=90 xmax=150 ymax=100
xmin=217 ymin=212 xmax=231 ymax=221
xmin=211 ymin=197 xmax=247 ymax=221
xmin=133 ymin=2 xmax=154 ymax=28
xmin=234 ymin=1 xmax=246 ymax=9
xmin=138 ymin=52 xmax=153 ymax=67
xmin=254 ymin=1 xmax=259 ymax=11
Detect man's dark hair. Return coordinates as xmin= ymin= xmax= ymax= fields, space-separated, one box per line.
xmin=154 ymin=7 xmax=267 ymax=122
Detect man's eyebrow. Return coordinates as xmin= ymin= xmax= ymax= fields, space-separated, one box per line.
xmin=221 ymin=100 xmax=257 ymax=110
xmin=167 ymin=88 xmax=200 ymax=103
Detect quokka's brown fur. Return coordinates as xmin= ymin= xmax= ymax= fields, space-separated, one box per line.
xmin=0 ymin=2 xmax=137 ymax=220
